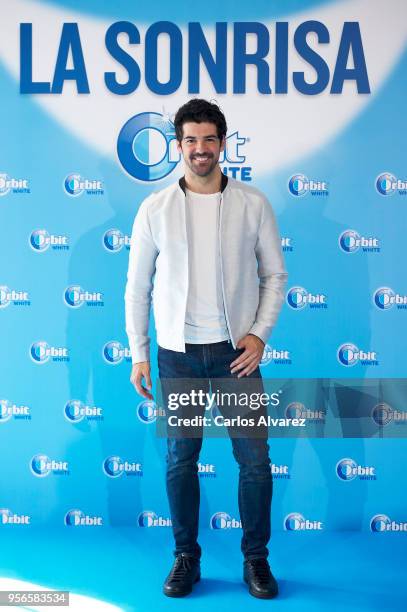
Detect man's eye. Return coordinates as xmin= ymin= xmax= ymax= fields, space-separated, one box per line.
xmin=185 ymin=139 xmax=195 ymax=144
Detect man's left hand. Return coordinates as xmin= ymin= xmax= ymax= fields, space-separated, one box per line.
xmin=230 ymin=334 xmax=265 ymax=378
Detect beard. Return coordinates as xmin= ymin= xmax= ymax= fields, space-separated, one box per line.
xmin=186 ymin=153 xmax=219 ymax=177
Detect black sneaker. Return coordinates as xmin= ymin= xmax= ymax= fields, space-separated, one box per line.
xmin=163 ymin=553 xmax=201 ymax=597
xmin=243 ymin=558 xmax=278 ymax=599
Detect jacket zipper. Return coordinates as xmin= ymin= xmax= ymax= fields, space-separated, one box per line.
xmin=218 ymin=192 xmax=235 ymax=348
xmin=180 ymin=192 xmax=190 ymax=353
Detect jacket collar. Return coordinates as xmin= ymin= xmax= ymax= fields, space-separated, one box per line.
xmin=178 ymin=172 xmax=228 ymax=195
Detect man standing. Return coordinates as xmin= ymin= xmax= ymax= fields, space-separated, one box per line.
xmin=125 ymin=99 xmax=287 ymax=599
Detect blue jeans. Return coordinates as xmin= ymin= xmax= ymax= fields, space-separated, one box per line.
xmin=158 ymin=340 xmax=272 ymax=561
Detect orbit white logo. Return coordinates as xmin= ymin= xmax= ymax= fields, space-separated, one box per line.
xmin=64 ymin=400 xmax=103 ymax=422
xmin=371 ymin=403 xmax=407 ymax=426
xmin=281 ymin=237 xmax=294 ymax=252
xmin=0 ymin=173 xmax=29 ymax=196
xmin=338 ymin=229 xmax=380 ymax=253
xmin=30 ymin=454 xmax=69 ymax=477
xmin=137 ymin=511 xmax=172 ymax=527
xmin=375 ymin=172 xmax=407 ymax=196
xmin=373 ymin=287 xmax=407 ymax=310
xmin=117 ymin=111 xmax=251 ymax=182
xmin=103 ymin=456 xmax=143 ymax=478
xmin=0 ymin=508 xmax=31 ymax=525
xmin=64 ymin=285 xmax=104 ymax=308
xmin=198 ymin=462 xmax=216 ymax=478
xmin=0 ymin=286 xmax=30 ymax=308
xmin=288 ymin=174 xmax=328 ymax=197
xmin=337 ymin=343 xmax=378 ymax=367
xmin=103 ymin=341 xmax=131 ymax=364
xmin=29 ymin=229 xmax=69 ymax=252
xmin=0 ymin=399 xmax=31 ymax=422
xmin=285 ymin=402 xmax=325 ymax=423
xmin=64 ymin=509 xmax=103 ymax=527
xmin=64 ymin=173 xmax=103 ymax=196
xmin=336 ymin=458 xmax=376 ymax=481
xmin=370 ymin=514 xmax=407 ymax=532
xmin=210 ymin=512 xmax=242 ymax=529
xmin=261 ymin=343 xmax=291 ymax=365
xmin=284 ymin=513 xmax=323 ymax=530
xmin=271 ymin=463 xmax=291 ymax=479
xmin=286 ymin=286 xmax=327 ymax=309
xmin=137 ymin=400 xmax=165 ymax=424
xmin=103 ymin=229 xmax=131 ymax=252
xmin=30 ymin=341 xmax=69 ymax=364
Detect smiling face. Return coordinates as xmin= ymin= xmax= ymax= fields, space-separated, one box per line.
xmin=177 ymin=121 xmax=225 ymax=178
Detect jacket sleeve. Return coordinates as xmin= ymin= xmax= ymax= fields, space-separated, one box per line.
xmin=248 ymin=197 xmax=288 ymax=344
xmin=124 ymin=197 xmax=159 ymax=364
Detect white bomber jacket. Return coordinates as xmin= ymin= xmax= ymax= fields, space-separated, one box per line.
xmin=125 ymin=174 xmax=288 ymax=364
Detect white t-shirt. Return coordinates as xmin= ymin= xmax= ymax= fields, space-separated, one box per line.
xmin=184 ymin=189 xmax=230 ymax=343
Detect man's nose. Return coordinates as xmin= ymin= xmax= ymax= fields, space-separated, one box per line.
xmin=195 ymin=142 xmax=210 ymax=153
xmin=196 ymin=138 xmax=210 ymax=148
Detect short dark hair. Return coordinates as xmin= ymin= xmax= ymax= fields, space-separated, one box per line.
xmin=174 ymin=98 xmax=227 ymax=142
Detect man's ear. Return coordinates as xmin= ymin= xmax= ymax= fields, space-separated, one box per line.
xmin=220 ymin=136 xmax=226 ymax=152
xmin=176 ymin=139 xmax=182 ymax=153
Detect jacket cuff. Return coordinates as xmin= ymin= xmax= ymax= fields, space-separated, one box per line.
xmin=247 ymin=323 xmax=271 ymax=346
xmin=129 ymin=337 xmax=150 ymax=364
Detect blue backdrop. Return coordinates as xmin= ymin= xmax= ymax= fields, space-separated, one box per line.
xmin=0 ymin=0 xmax=406 ymax=537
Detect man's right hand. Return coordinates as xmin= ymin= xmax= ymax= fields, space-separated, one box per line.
xmin=130 ymin=361 xmax=153 ymax=400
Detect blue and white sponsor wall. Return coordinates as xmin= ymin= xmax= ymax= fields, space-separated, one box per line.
xmin=0 ymin=0 xmax=406 ymax=536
